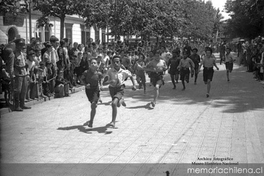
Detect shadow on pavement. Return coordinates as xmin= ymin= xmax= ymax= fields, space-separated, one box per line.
xmin=122 ymin=65 xmax=264 ymax=114
xmin=126 ymin=103 xmax=152 ymax=110
xmin=57 ymin=123 xmax=114 ymax=135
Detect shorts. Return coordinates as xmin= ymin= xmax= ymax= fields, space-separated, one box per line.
xmin=180 ymin=68 xmax=190 ymax=81
xmin=203 ymin=67 xmax=214 ymax=83
xmin=168 ymin=69 xmax=179 ymax=75
xmin=225 ymin=62 xmax=233 ymax=72
xmin=109 ymin=85 xmax=125 ymax=100
xmin=85 ymin=87 xmax=100 ymax=103
xmin=149 ymin=72 xmax=164 ymax=87
xmin=136 ymin=73 xmax=146 ymax=83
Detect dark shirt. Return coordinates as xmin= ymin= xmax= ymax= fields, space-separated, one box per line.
xmin=183 ymin=45 xmax=192 ymax=56
xmin=168 ymin=57 xmax=180 ymax=73
xmin=190 ymin=54 xmax=201 ymax=68
xmin=82 ymin=69 xmax=103 ymax=88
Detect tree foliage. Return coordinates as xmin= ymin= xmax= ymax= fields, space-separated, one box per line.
xmin=0 ymin=0 xmax=221 ymax=41
xmin=81 ymin=0 xmax=219 ymax=41
xmin=224 ymin=0 xmax=264 ymax=39
xmin=33 ymin=0 xmax=86 ymax=39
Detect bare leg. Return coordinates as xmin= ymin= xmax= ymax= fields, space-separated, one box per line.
xmin=207 ymin=80 xmax=211 ymax=97
xmin=181 ymin=79 xmax=185 ymax=90
xmin=110 ymin=98 xmax=119 ymax=127
xmin=88 ymin=102 xmax=97 ymax=127
xmin=170 ymin=74 xmax=176 ymax=89
xmin=194 ymin=73 xmax=198 ymax=84
xmin=153 ymin=84 xmax=160 ymax=104
xmin=226 ymin=70 xmax=230 ymax=81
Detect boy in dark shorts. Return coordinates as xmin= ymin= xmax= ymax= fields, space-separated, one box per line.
xmin=178 ymin=51 xmax=195 ymax=90
xmin=144 ymin=50 xmax=167 ymax=108
xmin=103 ymin=55 xmax=137 ymax=128
xmin=190 ymin=48 xmax=201 ymax=84
xmin=224 ymin=48 xmax=236 ymax=82
xmin=199 ymin=47 xmax=219 ymax=97
xmin=81 ymin=58 xmax=103 ymax=128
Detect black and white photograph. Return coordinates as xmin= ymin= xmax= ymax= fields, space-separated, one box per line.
xmin=0 ymin=0 xmax=264 ymax=175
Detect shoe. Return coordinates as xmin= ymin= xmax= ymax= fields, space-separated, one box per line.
xmin=150 ymin=101 xmax=156 ymax=109
xmin=108 ymin=122 xmax=115 ymax=128
xmin=88 ymin=121 xmax=93 ymax=128
xmin=206 ymin=93 xmax=209 ymax=98
xmin=21 ymin=106 xmax=31 ymax=109
xmin=182 ymin=88 xmax=185 ymax=91
xmin=194 ymin=82 xmax=197 ymax=85
xmin=118 ymin=98 xmax=126 ymax=107
xmin=227 ymin=79 xmax=230 ymax=82
xmin=173 ymin=86 xmax=176 ymax=89
xmin=121 ymin=100 xmax=126 ymax=107
xmin=13 ymin=107 xmax=23 ymax=111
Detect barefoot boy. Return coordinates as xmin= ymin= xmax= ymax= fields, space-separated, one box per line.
xmin=81 ymin=58 xmax=103 ymax=127
xmin=103 ymin=55 xmax=137 ymax=128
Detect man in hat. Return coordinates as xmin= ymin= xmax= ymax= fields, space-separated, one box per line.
xmin=13 ymin=38 xmax=31 ymax=111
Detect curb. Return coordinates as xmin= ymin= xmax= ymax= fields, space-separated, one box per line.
xmin=0 ymin=85 xmax=85 ymax=116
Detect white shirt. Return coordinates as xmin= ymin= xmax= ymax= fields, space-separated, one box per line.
xmin=106 ymin=68 xmax=132 ymax=87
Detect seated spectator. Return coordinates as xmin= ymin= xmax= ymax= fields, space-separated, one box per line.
xmin=54 ymin=70 xmax=70 ymax=98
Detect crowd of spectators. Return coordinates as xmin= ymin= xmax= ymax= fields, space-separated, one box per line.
xmin=3 ymin=34 xmax=259 ymax=111
xmin=236 ymin=36 xmax=264 ymax=83
xmin=0 ymin=36 xmax=178 ymax=110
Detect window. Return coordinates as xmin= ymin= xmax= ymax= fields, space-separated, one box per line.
xmin=81 ymin=24 xmax=90 ymax=45
xmin=65 ymin=23 xmax=73 ymax=43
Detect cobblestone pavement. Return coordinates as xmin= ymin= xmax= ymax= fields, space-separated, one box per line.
xmin=1 ymin=54 xmax=264 ymax=175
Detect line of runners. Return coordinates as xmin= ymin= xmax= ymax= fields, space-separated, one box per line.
xmin=81 ymin=45 xmax=239 ymax=128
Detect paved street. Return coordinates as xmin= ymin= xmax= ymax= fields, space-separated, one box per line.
xmin=1 ymin=54 xmax=264 ymax=175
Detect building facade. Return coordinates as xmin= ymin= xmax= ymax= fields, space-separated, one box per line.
xmin=0 ymin=11 xmax=114 ymax=45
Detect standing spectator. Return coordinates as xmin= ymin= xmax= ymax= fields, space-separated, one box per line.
xmin=61 ymin=39 xmax=72 ymax=87
xmin=43 ymin=42 xmax=52 ymax=65
xmin=13 ymin=38 xmax=31 ymax=111
xmin=37 ymin=61 xmax=48 ymax=99
xmin=2 ymin=42 xmax=15 ymax=105
xmin=34 ymin=49 xmax=42 ymax=67
xmin=25 ymin=50 xmax=36 ymax=101
xmin=50 ymin=36 xmax=59 ymax=76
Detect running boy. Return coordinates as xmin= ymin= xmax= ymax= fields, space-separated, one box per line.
xmin=190 ymin=48 xmax=201 ymax=84
xmin=133 ymin=54 xmax=146 ymax=93
xmin=144 ymin=49 xmax=167 ymax=109
xmin=103 ymin=55 xmax=137 ymax=128
xmin=224 ymin=47 xmax=236 ymax=82
xmin=178 ymin=51 xmax=195 ymax=90
xmin=199 ymin=47 xmax=219 ymax=98
xmin=81 ymin=58 xmax=103 ymax=128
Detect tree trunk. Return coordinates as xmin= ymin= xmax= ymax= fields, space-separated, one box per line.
xmin=60 ymin=15 xmax=65 ymax=40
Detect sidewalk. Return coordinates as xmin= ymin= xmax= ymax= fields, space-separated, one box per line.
xmin=0 ymin=84 xmax=86 ymax=116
